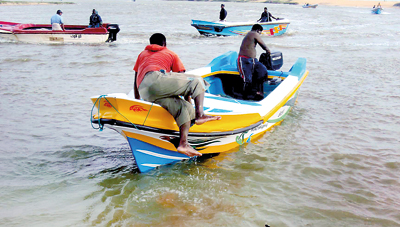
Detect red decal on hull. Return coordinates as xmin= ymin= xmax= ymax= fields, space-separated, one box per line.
xmin=130 ymin=105 xmax=148 ymax=112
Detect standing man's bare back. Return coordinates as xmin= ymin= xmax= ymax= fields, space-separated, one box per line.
xmin=239 ymin=30 xmax=270 ymax=58
xmin=237 ymin=24 xmax=272 ymax=97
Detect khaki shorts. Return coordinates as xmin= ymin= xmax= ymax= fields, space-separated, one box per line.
xmin=138 ymin=71 xmax=208 ymax=127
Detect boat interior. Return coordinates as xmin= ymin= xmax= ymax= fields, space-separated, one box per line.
xmin=204 ymin=51 xmax=288 ymax=101
xmin=204 ymin=70 xmax=288 ymax=101
xmin=23 ymin=26 xmax=88 ymax=31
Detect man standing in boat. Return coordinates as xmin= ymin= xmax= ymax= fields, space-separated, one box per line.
xmin=219 ymin=4 xmax=227 ymax=22
xmin=257 ymin=7 xmax=278 ymax=23
xmin=133 ymin=33 xmax=221 ymax=157
xmin=89 ymin=9 xmax=103 ymax=28
xmin=238 ymin=24 xmax=271 ymax=97
xmin=51 ymin=10 xmax=64 ymax=31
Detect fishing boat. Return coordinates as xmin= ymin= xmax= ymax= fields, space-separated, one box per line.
xmin=371 ymin=7 xmax=382 ymax=14
xmin=191 ymin=19 xmax=290 ymax=36
xmin=0 ymin=21 xmax=120 ymax=43
xmin=302 ymin=4 xmax=318 ymax=8
xmin=90 ymin=51 xmax=309 ymax=173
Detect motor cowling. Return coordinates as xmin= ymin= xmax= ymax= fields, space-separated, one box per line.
xmin=259 ymin=51 xmax=283 ymax=70
xmin=106 ymin=24 xmax=120 ymax=42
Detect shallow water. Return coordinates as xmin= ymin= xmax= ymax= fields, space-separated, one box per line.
xmin=1 ymin=0 xmax=400 ymax=226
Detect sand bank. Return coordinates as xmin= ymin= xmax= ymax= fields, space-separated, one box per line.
xmin=295 ymin=0 xmax=398 ymax=8
xmin=0 ymin=1 xmax=73 ymax=5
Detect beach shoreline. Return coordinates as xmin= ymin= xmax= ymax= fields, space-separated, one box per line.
xmin=0 ymin=0 xmax=399 ymax=8
xmin=289 ymin=0 xmax=399 ymax=8
xmin=0 ymin=1 xmax=73 ymax=5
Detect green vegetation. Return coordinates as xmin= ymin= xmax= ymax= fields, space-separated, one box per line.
xmin=0 ymin=1 xmax=74 ymax=4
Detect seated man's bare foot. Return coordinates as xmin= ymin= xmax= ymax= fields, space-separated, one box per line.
xmin=177 ymin=144 xmax=202 ymax=157
xmin=195 ymin=115 xmax=221 ymax=125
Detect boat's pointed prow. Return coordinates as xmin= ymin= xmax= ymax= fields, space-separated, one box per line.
xmin=128 ymin=137 xmax=189 ymax=173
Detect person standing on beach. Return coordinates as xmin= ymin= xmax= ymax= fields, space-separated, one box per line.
xmin=238 ymin=24 xmax=271 ymax=97
xmin=219 ymin=4 xmax=227 ymax=21
xmin=51 ymin=10 xmax=64 ymax=31
xmin=133 ymin=33 xmax=221 ymax=157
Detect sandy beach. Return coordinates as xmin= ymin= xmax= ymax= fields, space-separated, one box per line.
xmin=0 ymin=1 xmax=73 ymax=5
xmin=294 ymin=0 xmax=398 ymax=8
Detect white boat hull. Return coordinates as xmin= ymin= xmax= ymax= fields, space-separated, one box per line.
xmin=0 ymin=32 xmax=109 ymax=44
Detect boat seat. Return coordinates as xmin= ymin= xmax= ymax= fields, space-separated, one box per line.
xmin=205 ymin=77 xmax=226 ymax=96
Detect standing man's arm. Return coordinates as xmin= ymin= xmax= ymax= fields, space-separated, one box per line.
xmin=60 ymin=17 xmax=65 ymax=31
xmin=255 ymin=34 xmax=271 ymax=54
xmin=134 ymin=72 xmax=140 ymax=99
xmin=269 ymin=12 xmax=277 ymax=20
xmin=257 ymin=13 xmax=262 ymax=22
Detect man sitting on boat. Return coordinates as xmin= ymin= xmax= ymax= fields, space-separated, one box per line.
xmin=89 ymin=9 xmax=103 ymax=28
xmin=133 ymin=33 xmax=221 ymax=157
xmin=257 ymin=7 xmax=277 ymax=23
xmin=238 ymin=24 xmax=271 ymax=98
xmin=51 ymin=10 xmax=64 ymax=31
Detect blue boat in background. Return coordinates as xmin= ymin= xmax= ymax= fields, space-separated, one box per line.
xmin=191 ymin=19 xmax=290 ymax=37
xmin=372 ymin=7 xmax=382 ymax=14
xmin=302 ymin=4 xmax=318 ymax=8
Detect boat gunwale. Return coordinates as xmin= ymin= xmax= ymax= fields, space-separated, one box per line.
xmin=0 ymin=21 xmax=112 ymax=35
xmin=92 ymin=118 xmax=264 ymax=137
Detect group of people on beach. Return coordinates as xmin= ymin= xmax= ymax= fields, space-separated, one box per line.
xmin=50 ymin=9 xmax=102 ymax=31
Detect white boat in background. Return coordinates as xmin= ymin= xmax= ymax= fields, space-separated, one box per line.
xmin=0 ymin=21 xmax=120 ymax=44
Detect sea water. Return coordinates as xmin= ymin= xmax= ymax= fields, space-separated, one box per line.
xmin=1 ymin=0 xmax=400 ymax=226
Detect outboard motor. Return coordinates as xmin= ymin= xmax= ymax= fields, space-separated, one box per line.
xmin=106 ymin=24 xmax=120 ymax=42
xmin=259 ymin=51 xmax=283 ymax=70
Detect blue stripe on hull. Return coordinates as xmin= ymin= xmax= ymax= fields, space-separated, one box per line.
xmin=127 ymin=137 xmax=189 ymax=173
xmin=191 ymin=21 xmax=288 ymax=36
xmin=372 ymin=8 xmax=382 ymax=14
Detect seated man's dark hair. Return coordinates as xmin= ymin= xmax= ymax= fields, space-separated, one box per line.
xmin=251 ymin=24 xmax=263 ymax=32
xmin=149 ymin=33 xmax=166 ymax=46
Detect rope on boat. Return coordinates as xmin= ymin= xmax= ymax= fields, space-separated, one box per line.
xmin=90 ymin=95 xmax=139 ymax=131
xmin=142 ymin=102 xmax=154 ymax=126
xmin=91 ymin=95 xmax=105 ymax=131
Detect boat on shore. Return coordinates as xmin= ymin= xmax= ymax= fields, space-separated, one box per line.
xmin=0 ymin=21 xmax=120 ymax=43
xmin=90 ymin=51 xmax=308 ymax=173
xmin=191 ymin=19 xmax=290 ymax=36
xmin=302 ymin=4 xmax=318 ymax=8
xmin=371 ymin=7 xmax=382 ymax=14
